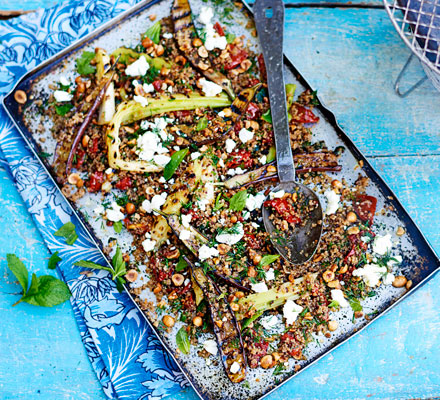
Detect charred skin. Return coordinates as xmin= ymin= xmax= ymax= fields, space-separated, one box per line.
xmin=186 ymin=258 xmax=247 ymax=383
xmin=171 ymin=0 xmax=235 ymax=99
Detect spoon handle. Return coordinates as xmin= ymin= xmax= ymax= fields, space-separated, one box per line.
xmin=254 ymin=0 xmax=295 ymax=183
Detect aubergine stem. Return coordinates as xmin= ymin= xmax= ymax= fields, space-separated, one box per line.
xmin=183 ymin=256 xmax=247 ymax=383
xmin=192 ymin=83 xmax=263 ymax=148
xmin=154 ymin=209 xmax=251 ymax=292
xmin=65 ymin=57 xmax=119 ymax=176
xmin=171 ymin=0 xmax=235 ymax=100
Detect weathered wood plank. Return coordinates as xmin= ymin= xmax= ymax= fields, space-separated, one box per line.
xmin=284 ymin=7 xmax=440 ymax=157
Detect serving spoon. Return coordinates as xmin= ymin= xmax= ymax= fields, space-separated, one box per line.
xmin=254 ymin=0 xmax=323 ymax=265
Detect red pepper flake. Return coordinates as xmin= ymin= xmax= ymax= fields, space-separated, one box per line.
xmin=74 ymin=149 xmax=86 ymax=169
xmin=87 ymin=171 xmax=104 ymax=193
xmin=291 ymin=104 xmax=319 ymax=124
xmin=226 ymin=149 xmax=253 ymax=169
xmin=263 ymin=198 xmax=301 ymax=225
xmin=225 ymin=46 xmax=248 ymax=70
xmin=89 ymin=137 xmax=99 ymax=154
xmin=115 ymin=176 xmax=132 ymax=190
xmin=213 ymin=22 xmax=225 ymax=36
xmin=353 ymin=194 xmax=377 ymax=225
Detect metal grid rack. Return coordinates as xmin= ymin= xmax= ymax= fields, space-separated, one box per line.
xmin=384 ymin=0 xmax=440 ymax=96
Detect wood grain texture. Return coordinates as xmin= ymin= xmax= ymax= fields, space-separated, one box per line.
xmin=0 ymin=1 xmax=439 ymax=400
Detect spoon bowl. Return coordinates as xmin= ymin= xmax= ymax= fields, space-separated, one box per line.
xmin=255 ymin=0 xmax=323 ymax=265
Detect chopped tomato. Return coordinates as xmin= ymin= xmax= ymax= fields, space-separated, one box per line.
xmin=263 ymin=198 xmax=301 ymax=225
xmin=343 ymin=244 xmax=356 ymax=264
xmin=291 ymin=104 xmax=319 ymax=124
xmin=257 ymin=54 xmax=266 ymax=80
xmin=115 ymin=176 xmax=132 ymax=190
xmin=248 ymin=78 xmax=260 ymax=87
xmin=74 ymin=149 xmax=86 ymax=169
xmin=152 ymin=80 xmax=163 ymax=91
xmin=246 ymin=102 xmax=261 ymax=120
xmin=253 ymin=340 xmax=269 ymax=358
xmin=225 ymin=46 xmax=248 ymax=70
xmin=353 ymin=194 xmax=377 ymax=225
xmin=213 ymin=22 xmax=225 ymax=36
xmin=89 ymin=137 xmax=99 ymax=154
xmin=87 ymin=171 xmax=104 ymax=193
xmin=226 ymin=149 xmax=253 ymax=169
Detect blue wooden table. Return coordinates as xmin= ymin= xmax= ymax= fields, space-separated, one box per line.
xmin=1 ymin=0 xmax=439 ymax=399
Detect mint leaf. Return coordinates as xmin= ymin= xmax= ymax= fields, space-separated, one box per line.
xmin=328 ymin=300 xmax=339 ymax=308
xmin=76 ymin=51 xmax=96 ymax=76
xmin=262 ymin=109 xmax=272 ymax=124
xmin=226 ymin=32 xmax=236 ymax=44
xmin=196 ymin=116 xmax=208 ymax=131
xmin=22 ymin=275 xmax=71 ymax=307
xmin=229 ymin=190 xmax=247 ymax=212
xmin=6 ymin=254 xmax=28 ymax=293
xmin=55 ymin=103 xmax=73 ymax=116
xmin=163 ymin=148 xmax=189 ymax=181
xmin=349 ymin=298 xmax=363 ymax=312
xmin=175 ymin=256 xmax=188 ymax=272
xmin=73 ymin=259 xmax=112 ymax=273
xmin=266 ymin=145 xmax=276 ymax=163
xmin=176 ymin=327 xmax=190 ymax=354
xmin=48 ymin=251 xmax=62 ymax=270
xmin=114 ymin=220 xmax=123 ymax=233
xmin=54 ymin=222 xmax=78 ymax=245
xmin=258 ymin=254 xmax=280 ymax=268
xmin=144 ymin=21 xmax=161 ymax=45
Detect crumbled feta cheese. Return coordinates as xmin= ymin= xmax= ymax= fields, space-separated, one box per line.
xmin=325 ymin=190 xmax=340 ymax=215
xmin=54 ymin=90 xmax=73 ymax=102
xmin=352 ymin=263 xmax=391 ymax=287
xmin=179 ymin=229 xmax=192 ymax=241
xmin=133 ymin=95 xmax=149 ymax=107
xmin=259 ymin=155 xmax=267 ymax=164
xmin=153 ymin=154 xmax=171 ymax=167
xmin=198 ymin=7 xmax=228 ymax=51
xmin=283 ymin=299 xmax=303 ymax=325
xmin=383 ymin=272 xmax=395 ymax=285
xmin=142 ymin=238 xmax=156 ymax=252
xmin=226 ymin=167 xmax=246 ymax=176
xmin=197 ymin=182 xmax=215 ymax=211
xmin=225 ymin=139 xmax=236 ymax=153
xmin=105 ymin=168 xmax=113 ymax=175
xmin=199 ymin=78 xmax=223 ymax=97
xmin=173 ymin=146 xmax=180 ymax=151
xmin=372 ymin=234 xmax=393 ymax=255
xmin=167 ymin=86 xmax=173 ymax=93
xmin=143 ymin=83 xmax=155 ymax=93
xmin=106 ymin=202 xmax=124 ymax=222
xmin=387 ymin=255 xmax=402 ymax=268
xmin=181 ymin=214 xmax=192 ymax=228
xmin=216 ymin=223 xmax=244 ymax=245
xmin=125 ymin=55 xmax=150 ymax=76
xmin=93 ymin=204 xmax=105 ymax=215
xmin=360 ymin=236 xmax=372 ymax=243
xmin=218 ymin=111 xmax=226 ymax=118
xmin=59 ymin=76 xmax=70 ymax=86
xmin=159 ymin=177 xmax=166 ymax=183
xmin=203 ymin=339 xmax=218 ymax=356
xmin=265 ymin=268 xmax=275 ymax=281
xmin=259 ymin=315 xmax=280 ymax=330
xmin=141 ymin=193 xmax=167 ymax=213
xmin=251 ymin=281 xmax=268 ymax=293
xmin=246 ymin=192 xmax=266 ymax=212
xmin=230 ymin=361 xmax=241 ymax=374
xmin=269 ymin=190 xmax=285 ymax=200
xmin=198 ymin=6 xmax=214 ymax=24
xmin=191 ymin=152 xmax=201 ymax=160
xmin=243 ymin=211 xmax=250 ymax=220
xmin=330 ymin=289 xmax=349 ymax=308
xmin=163 ymin=32 xmax=173 ymax=39
xmin=238 ymin=128 xmax=254 ymax=143
xmin=199 ymin=244 xmax=219 ymax=260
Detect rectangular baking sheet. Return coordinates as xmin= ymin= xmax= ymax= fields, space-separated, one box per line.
xmin=3 ymin=1 xmax=440 ymax=399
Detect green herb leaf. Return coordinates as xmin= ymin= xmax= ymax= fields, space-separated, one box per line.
xmin=328 ymin=300 xmax=339 ymax=308
xmin=262 ymin=109 xmax=272 ymax=124
xmin=76 ymin=51 xmax=96 ymax=76
xmin=22 ymin=275 xmax=71 ymax=307
xmin=176 ymin=326 xmax=191 ymax=355
xmin=349 ymin=298 xmax=363 ymax=312
xmin=258 ymin=254 xmax=280 ymax=268
xmin=55 ymin=103 xmax=73 ymax=116
xmin=48 ymin=251 xmax=62 ymax=270
xmin=266 ymin=145 xmax=276 ymax=163
xmin=175 ymin=256 xmax=188 ymax=272
xmin=73 ymin=259 xmax=113 ymax=272
xmin=226 ymin=32 xmax=236 ymax=44
xmin=273 ymin=363 xmax=286 ymax=376
xmin=54 ymin=222 xmax=78 ymax=245
xmin=196 ymin=116 xmax=208 ymax=131
xmin=114 ymin=221 xmax=123 ymax=233
xmin=163 ymin=148 xmax=189 ymax=181
xmin=229 ymin=189 xmax=248 ymax=211
xmin=144 ymin=21 xmax=161 ymax=45
xmin=241 ymin=311 xmax=263 ymax=331
xmin=6 ymin=254 xmax=29 ymax=293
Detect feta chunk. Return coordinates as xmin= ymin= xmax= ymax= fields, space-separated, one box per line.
xmin=199 ymin=78 xmax=223 ymax=97
xmin=352 ymin=263 xmax=390 ymax=287
xmin=246 ymin=192 xmax=266 ymax=212
xmin=142 ymin=238 xmax=156 ymax=252
xmin=106 ymin=202 xmax=124 ymax=222
xmin=283 ymin=299 xmax=303 ymax=325
xmin=199 ymin=244 xmax=219 ymax=260
xmin=93 ymin=204 xmax=105 ymax=215
xmin=269 ymin=190 xmax=285 ymax=200
xmin=226 ymin=167 xmax=246 ymax=176
xmin=198 ymin=6 xmax=214 ymax=25
xmin=225 ymin=139 xmax=236 ymax=153
xmin=251 ymin=281 xmax=268 ymax=293
xmin=259 ymin=155 xmax=267 ymax=164
xmin=141 ymin=193 xmax=167 ymax=213
xmin=325 ymin=190 xmax=340 ymax=215
xmin=216 ymin=223 xmax=244 ymax=245
xmin=163 ymin=32 xmax=173 ymax=39
xmin=179 ymin=229 xmax=192 ymax=241
xmin=203 ymin=339 xmax=218 ymax=356
xmin=54 ymin=90 xmax=72 ymax=102
xmin=191 ymin=151 xmax=201 ymax=160
xmin=265 ymin=268 xmax=275 ymax=281
xmin=230 ymin=361 xmax=241 ymax=374
xmin=153 ymin=154 xmax=171 ymax=167
xmin=125 ymin=55 xmax=150 ymax=77
xmin=133 ymin=95 xmax=149 ymax=107
xmin=59 ymin=76 xmax=70 ymax=86
xmin=330 ymin=289 xmax=349 ymax=308
xmin=181 ymin=214 xmax=192 ymax=228
xmin=198 ymin=7 xmax=228 ymax=51
xmin=259 ymin=315 xmax=280 ymax=330
xmin=238 ymin=128 xmax=254 ymax=143
xmin=372 ymin=234 xmax=393 ymax=255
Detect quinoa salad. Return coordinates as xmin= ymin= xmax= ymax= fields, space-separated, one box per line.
xmin=17 ymin=0 xmax=412 ymax=385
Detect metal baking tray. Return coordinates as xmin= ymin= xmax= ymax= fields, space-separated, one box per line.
xmin=3 ymin=0 xmax=440 ymax=399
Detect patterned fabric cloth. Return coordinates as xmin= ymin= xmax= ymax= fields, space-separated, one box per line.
xmin=0 ymin=1 xmax=190 ymax=399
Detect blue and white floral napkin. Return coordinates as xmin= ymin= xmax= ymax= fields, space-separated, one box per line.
xmin=0 ymin=1 xmax=189 ymax=398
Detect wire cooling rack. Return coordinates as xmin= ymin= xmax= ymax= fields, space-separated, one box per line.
xmin=384 ymin=0 xmax=440 ymax=96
